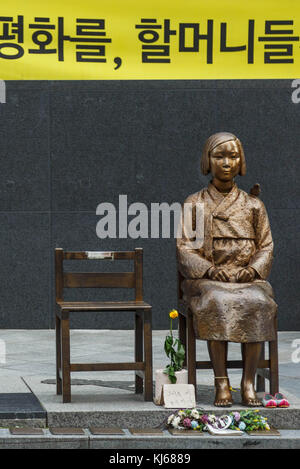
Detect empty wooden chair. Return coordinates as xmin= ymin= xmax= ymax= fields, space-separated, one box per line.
xmin=55 ymin=248 xmax=153 ymax=403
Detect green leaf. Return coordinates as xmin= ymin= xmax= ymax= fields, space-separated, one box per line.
xmin=165 ymin=335 xmax=173 ymax=345
xmin=164 ymin=335 xmax=185 ymax=373
xmin=166 ymin=365 xmax=177 ymax=384
xmin=164 ymin=336 xmax=174 ymax=357
xmin=163 ymin=364 xmax=176 ymax=382
xmin=177 ymin=342 xmax=185 ymax=356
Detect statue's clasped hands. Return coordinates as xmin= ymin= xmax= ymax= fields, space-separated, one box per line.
xmin=208 ymin=266 xmax=256 ymax=283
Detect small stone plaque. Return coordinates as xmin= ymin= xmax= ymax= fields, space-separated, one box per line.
xmin=10 ymin=427 xmax=44 ymax=435
xmin=162 ymin=384 xmax=196 ymax=409
xmin=89 ymin=427 xmax=124 ymax=435
xmin=168 ymin=428 xmax=204 ymax=436
xmin=247 ymin=428 xmax=280 ymax=436
xmin=49 ymin=427 xmax=85 ymax=435
xmin=129 ymin=428 xmax=164 ymax=436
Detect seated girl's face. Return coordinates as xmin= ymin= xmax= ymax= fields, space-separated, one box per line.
xmin=210 ymin=140 xmax=241 ymax=182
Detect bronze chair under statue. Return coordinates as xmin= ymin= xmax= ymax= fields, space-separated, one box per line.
xmin=177 ymin=132 xmax=278 ymax=407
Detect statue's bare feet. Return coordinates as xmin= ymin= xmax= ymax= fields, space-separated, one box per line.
xmin=214 ymin=377 xmax=233 ymax=407
xmin=241 ymin=381 xmax=262 ymax=407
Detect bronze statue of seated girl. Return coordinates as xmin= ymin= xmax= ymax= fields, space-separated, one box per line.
xmin=177 ymin=132 xmax=277 ymax=407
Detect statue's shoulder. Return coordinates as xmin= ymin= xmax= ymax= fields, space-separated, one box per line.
xmin=238 ymin=187 xmax=266 ymax=211
xmin=183 ymin=188 xmax=207 ymax=205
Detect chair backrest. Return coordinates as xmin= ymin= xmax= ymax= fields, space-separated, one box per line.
xmin=55 ymin=248 xmax=144 ymax=302
xmin=177 ymin=270 xmax=184 ymax=302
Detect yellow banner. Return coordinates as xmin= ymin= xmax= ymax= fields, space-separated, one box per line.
xmin=0 ymin=0 xmax=299 ymax=79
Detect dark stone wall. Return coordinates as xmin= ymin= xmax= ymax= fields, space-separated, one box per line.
xmin=0 ymin=80 xmax=299 ymax=330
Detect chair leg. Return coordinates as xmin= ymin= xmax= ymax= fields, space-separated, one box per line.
xmin=143 ymin=309 xmax=153 ymax=402
xmin=256 ymin=342 xmax=265 ymax=393
xmin=135 ymin=312 xmax=143 ymax=394
xmin=187 ymin=308 xmax=196 ymax=398
xmin=178 ymin=313 xmax=187 ymax=367
xmin=55 ymin=314 xmax=62 ymax=395
xmin=61 ymin=314 xmax=71 ymax=403
xmin=269 ymin=337 xmax=279 ymax=395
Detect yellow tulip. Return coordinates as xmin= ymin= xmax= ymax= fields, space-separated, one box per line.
xmin=169 ymin=310 xmax=179 ymax=319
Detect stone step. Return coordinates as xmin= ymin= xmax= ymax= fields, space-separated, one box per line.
xmin=46 ymin=407 xmax=300 ymax=430
xmin=21 ymin=375 xmax=300 ymax=430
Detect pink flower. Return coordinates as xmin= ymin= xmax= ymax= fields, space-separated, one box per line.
xmin=183 ymin=418 xmax=191 ymax=428
xmin=201 ymin=414 xmax=209 ymax=424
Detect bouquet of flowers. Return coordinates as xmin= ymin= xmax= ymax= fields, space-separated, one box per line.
xmin=163 ymin=309 xmax=185 ymax=384
xmin=167 ymin=409 xmax=206 ymax=432
xmin=228 ymin=409 xmax=270 ymax=432
xmin=167 ymin=408 xmax=270 ymax=433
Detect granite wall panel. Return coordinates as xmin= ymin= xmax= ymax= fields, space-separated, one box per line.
xmin=0 ymin=80 xmax=298 ymax=330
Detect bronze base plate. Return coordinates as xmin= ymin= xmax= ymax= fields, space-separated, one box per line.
xmin=168 ymin=428 xmax=204 ymax=436
xmin=129 ymin=428 xmax=164 ymax=436
xmin=89 ymin=427 xmax=124 ymax=435
xmin=49 ymin=427 xmax=85 ymax=435
xmin=10 ymin=427 xmax=44 ymax=435
xmin=247 ymin=427 xmax=280 ymax=436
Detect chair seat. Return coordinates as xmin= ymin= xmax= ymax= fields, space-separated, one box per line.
xmin=57 ymin=300 xmax=151 ymax=312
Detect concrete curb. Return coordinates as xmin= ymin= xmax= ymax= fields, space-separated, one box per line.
xmin=0 ymin=428 xmax=300 ymax=449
